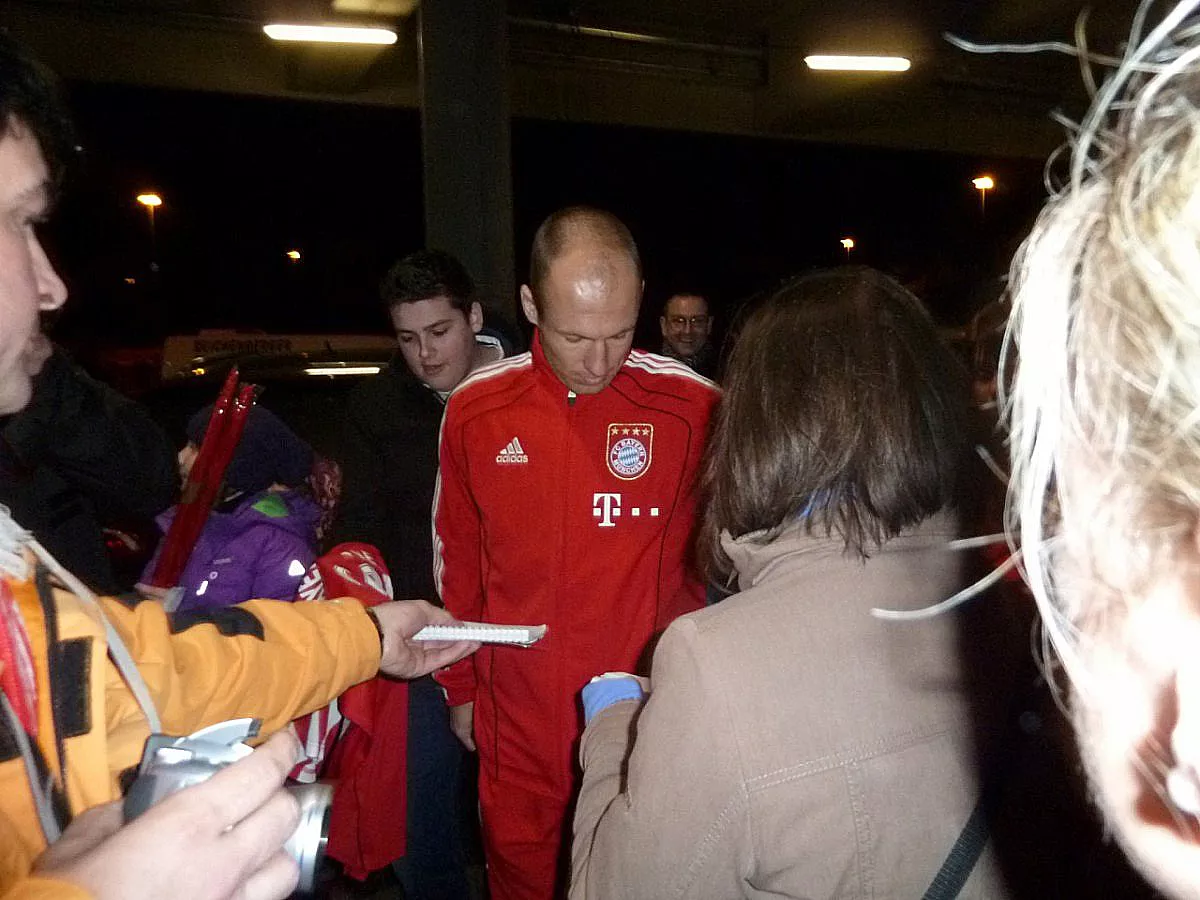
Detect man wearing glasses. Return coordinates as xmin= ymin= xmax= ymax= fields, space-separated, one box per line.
xmin=659 ymin=292 xmax=715 ymax=378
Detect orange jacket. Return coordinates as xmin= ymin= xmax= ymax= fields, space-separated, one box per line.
xmin=0 ymin=561 xmax=380 ymax=898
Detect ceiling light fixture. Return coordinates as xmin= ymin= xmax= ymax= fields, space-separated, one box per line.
xmin=263 ymin=24 xmax=398 ymax=45
xmin=804 ymin=55 xmax=911 ymax=73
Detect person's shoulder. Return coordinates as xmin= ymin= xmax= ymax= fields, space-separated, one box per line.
xmin=621 ymin=350 xmax=720 ymax=411
xmin=346 ymin=366 xmax=440 ymax=427
xmin=446 ymin=352 xmax=534 ymax=413
xmin=651 ymin=601 xmax=761 ymax=709
xmin=625 ymin=350 xmax=718 ymax=391
xmin=347 ymin=364 xmax=421 ymax=409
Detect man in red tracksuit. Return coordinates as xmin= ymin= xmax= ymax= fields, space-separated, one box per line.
xmin=434 ymin=206 xmax=719 ymax=900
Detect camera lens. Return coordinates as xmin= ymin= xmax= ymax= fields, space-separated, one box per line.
xmin=283 ymin=782 xmax=333 ymax=894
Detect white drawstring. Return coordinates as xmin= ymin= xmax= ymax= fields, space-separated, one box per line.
xmin=870 ymin=532 xmax=1023 ymax=622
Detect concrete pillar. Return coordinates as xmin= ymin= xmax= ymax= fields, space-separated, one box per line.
xmin=419 ymin=0 xmax=515 ymax=329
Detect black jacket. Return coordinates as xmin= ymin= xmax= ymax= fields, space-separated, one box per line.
xmin=330 ymin=357 xmax=449 ymax=603
xmin=0 ymin=348 xmax=177 ymax=592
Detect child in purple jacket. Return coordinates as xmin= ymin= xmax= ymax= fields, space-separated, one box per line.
xmin=143 ymin=404 xmax=320 ymax=612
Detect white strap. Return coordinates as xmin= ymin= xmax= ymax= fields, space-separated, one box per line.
xmin=0 ymin=507 xmax=31 ymax=581
xmin=2 ymin=501 xmax=161 ymax=732
xmin=0 ymin=691 xmax=61 ymax=843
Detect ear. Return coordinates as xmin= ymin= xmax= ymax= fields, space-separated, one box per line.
xmin=520 ymin=285 xmax=539 ymax=327
xmin=468 ymin=301 xmax=484 ymax=334
xmin=1170 ymin=531 xmax=1200 ymax=808
xmin=1172 ymin=649 xmax=1200 ymax=814
xmin=659 ymin=316 xmax=669 ymax=336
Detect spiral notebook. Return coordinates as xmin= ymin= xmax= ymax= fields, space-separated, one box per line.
xmin=412 ymin=622 xmax=547 ymax=647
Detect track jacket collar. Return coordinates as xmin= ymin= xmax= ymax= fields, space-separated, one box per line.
xmin=530 ymin=330 xmax=631 ymax=403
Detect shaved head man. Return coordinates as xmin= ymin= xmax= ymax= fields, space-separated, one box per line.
xmin=520 ymin=207 xmax=642 ymax=395
xmin=434 ymin=207 xmax=719 ymax=900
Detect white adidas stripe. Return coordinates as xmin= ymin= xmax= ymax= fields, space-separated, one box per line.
xmin=432 ymin=469 xmax=446 ymax=597
xmin=451 ymin=352 xmax=533 ymax=397
xmin=433 ymin=359 xmax=533 ymax=597
xmin=625 ymin=350 xmax=718 ymax=389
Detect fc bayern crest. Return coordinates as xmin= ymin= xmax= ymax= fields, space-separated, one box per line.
xmin=606 ymin=423 xmax=654 ymax=480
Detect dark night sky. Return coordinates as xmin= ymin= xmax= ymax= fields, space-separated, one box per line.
xmin=45 ymin=81 xmax=1049 ymax=354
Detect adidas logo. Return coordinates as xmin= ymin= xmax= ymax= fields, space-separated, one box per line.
xmin=496 ymin=437 xmax=529 ymax=465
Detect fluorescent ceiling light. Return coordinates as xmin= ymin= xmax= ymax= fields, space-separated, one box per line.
xmin=804 ymin=55 xmax=910 ymax=72
xmin=332 ymin=0 xmax=417 ymax=14
xmin=263 ymin=24 xmax=398 ymax=45
xmin=304 ymin=365 xmax=382 ymax=376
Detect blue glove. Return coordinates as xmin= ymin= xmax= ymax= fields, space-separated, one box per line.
xmin=581 ymin=673 xmax=646 ymax=725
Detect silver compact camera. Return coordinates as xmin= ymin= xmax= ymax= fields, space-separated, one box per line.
xmin=123 ymin=718 xmax=331 ymax=895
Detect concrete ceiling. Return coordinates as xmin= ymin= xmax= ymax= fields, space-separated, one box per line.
xmin=1 ymin=0 xmax=1143 ymax=157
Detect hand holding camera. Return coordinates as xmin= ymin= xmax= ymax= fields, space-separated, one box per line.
xmin=34 ymin=730 xmax=304 ymax=900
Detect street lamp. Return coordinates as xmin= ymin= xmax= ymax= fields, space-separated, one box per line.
xmin=137 ymin=192 xmax=162 ymax=270
xmin=972 ymin=176 xmax=994 ymax=215
xmin=840 ymin=237 xmax=855 ymax=259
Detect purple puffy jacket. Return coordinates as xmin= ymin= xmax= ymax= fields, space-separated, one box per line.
xmin=144 ymin=489 xmax=320 ymax=613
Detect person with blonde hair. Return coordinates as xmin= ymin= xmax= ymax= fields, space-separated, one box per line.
xmin=1005 ymin=2 xmax=1200 ymax=896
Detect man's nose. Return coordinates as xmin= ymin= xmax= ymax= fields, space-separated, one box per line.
xmin=36 ymin=244 xmax=68 ymax=311
xmin=583 ymin=341 xmax=608 ymax=376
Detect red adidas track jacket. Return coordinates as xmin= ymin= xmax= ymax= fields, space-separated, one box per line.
xmin=433 ymin=333 xmax=718 ymax=794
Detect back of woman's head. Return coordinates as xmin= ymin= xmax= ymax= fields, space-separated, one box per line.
xmin=703 ymin=266 xmax=970 ymax=575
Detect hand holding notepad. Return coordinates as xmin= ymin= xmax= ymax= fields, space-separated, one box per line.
xmin=412 ymin=622 xmax=547 ymax=647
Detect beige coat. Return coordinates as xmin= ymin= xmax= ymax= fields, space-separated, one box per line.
xmin=571 ymin=512 xmax=1018 ymax=899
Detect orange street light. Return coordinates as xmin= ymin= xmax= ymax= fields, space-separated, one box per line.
xmin=972 ymin=175 xmax=994 ymax=215
xmin=286 ymin=249 xmax=302 ymax=261
xmin=136 ymin=192 xmax=162 ymax=270
xmin=840 ymin=237 xmax=855 ymax=259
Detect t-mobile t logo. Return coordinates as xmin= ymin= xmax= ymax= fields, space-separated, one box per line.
xmin=592 ymin=492 xmax=660 ymax=527
xmin=593 ymin=492 xmax=621 ymax=528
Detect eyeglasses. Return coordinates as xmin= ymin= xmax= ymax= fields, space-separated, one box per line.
xmin=666 ymin=315 xmax=710 ymax=329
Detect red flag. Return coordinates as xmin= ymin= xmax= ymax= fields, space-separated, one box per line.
xmin=147 ymin=369 xmax=257 ymax=588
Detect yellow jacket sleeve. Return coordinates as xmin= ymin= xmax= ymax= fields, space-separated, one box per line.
xmin=1 ymin=875 xmax=92 ymax=900
xmin=101 ymin=595 xmax=380 ymax=740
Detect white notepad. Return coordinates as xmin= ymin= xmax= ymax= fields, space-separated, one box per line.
xmin=412 ymin=622 xmax=547 ymax=647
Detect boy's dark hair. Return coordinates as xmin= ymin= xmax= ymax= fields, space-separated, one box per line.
xmin=380 ymin=249 xmax=476 ymax=314
xmin=0 ymin=31 xmax=75 ymax=190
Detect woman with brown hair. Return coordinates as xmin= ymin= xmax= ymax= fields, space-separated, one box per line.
xmin=569 ymin=266 xmax=1018 ymax=899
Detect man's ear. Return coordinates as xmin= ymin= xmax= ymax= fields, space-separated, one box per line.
xmin=519 ymin=285 xmax=539 ymax=327
xmin=468 ymin=301 xmax=484 ymax=334
xmin=659 ymin=316 xmax=668 ymax=336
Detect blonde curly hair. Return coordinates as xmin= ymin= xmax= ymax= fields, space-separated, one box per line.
xmin=1006 ymin=0 xmax=1200 ymax=689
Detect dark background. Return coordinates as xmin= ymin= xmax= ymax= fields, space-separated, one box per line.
xmin=45 ymin=81 xmax=1047 ymax=360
